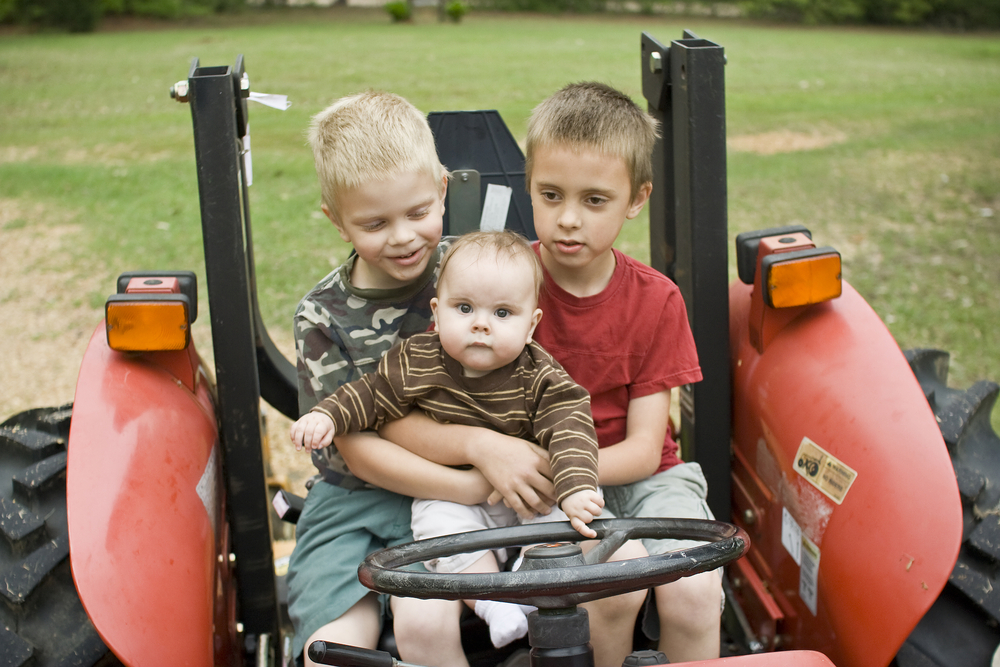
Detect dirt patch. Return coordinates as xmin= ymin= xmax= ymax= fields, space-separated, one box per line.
xmin=729 ymin=129 xmax=847 ymax=155
xmin=0 ymin=147 xmax=41 ymax=164
xmin=0 ymin=199 xmax=107 ymax=420
xmin=0 ymin=196 xmax=315 ymax=497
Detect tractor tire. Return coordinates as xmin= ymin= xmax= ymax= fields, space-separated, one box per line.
xmin=894 ymin=350 xmax=1000 ymax=667
xmin=0 ymin=405 xmax=120 ymax=667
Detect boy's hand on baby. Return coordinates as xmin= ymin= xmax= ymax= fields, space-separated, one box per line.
xmin=473 ymin=433 xmax=555 ymax=519
xmin=289 ymin=412 xmax=336 ymax=451
xmin=486 ymin=489 xmax=553 ymax=521
xmin=561 ymin=490 xmax=604 ymax=539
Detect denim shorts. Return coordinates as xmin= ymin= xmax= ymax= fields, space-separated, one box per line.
xmin=286 ymin=481 xmax=423 ymax=659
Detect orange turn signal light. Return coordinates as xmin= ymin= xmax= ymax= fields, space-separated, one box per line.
xmin=106 ymin=295 xmax=191 ymax=352
xmin=763 ymin=248 xmax=842 ymax=309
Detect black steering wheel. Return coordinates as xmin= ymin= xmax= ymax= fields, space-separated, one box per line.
xmin=360 ymin=518 xmax=749 ymax=609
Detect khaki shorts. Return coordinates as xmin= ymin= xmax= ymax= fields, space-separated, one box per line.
xmin=602 ymin=462 xmax=724 ymax=638
xmin=602 ymin=461 xmax=715 ymax=554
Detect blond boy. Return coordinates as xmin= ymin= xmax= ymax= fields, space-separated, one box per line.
xmin=288 ymin=92 xmax=551 ymax=667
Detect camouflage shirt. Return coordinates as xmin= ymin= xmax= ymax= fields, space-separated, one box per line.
xmin=294 ymin=241 xmax=450 ymax=488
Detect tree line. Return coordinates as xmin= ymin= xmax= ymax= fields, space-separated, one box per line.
xmin=2 ymin=0 xmax=996 ymax=34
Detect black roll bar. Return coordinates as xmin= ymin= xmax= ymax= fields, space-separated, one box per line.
xmin=185 ymin=55 xmax=285 ymax=659
xmin=641 ymin=32 xmax=732 ymax=521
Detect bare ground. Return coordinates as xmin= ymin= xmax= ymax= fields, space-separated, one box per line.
xmin=0 ymin=197 xmax=315 ymax=497
xmin=728 ymin=129 xmax=847 ymax=155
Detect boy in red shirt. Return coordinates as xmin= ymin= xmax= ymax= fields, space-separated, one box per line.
xmin=525 ymin=81 xmax=720 ymax=663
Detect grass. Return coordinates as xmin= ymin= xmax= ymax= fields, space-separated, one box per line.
xmin=1 ymin=8 xmax=998 ymax=430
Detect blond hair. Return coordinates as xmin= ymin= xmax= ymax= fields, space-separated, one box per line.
xmin=525 ymin=82 xmax=660 ymax=201
xmin=439 ymin=231 xmax=543 ymax=301
xmin=308 ymin=91 xmax=447 ymax=219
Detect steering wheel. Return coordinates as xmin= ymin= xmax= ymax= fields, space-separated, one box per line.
xmin=360 ymin=518 xmax=749 ymax=609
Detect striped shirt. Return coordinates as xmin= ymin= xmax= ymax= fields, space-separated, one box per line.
xmin=312 ymin=331 xmax=599 ymax=504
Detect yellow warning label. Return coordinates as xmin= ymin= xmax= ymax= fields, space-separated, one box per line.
xmin=793 ymin=437 xmax=857 ymax=505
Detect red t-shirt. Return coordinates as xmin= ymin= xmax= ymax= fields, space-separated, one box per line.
xmin=532 ymin=244 xmax=702 ymax=472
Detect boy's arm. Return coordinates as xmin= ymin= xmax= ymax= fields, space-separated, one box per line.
xmin=295 ymin=302 xmax=356 ymax=414
xmin=596 ymin=390 xmax=671 ymax=486
xmin=336 ymin=430 xmax=493 ymax=505
xmin=378 ymin=412 xmax=556 ymax=516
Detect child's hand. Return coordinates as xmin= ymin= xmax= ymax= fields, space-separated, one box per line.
xmin=472 ymin=433 xmax=555 ymax=519
xmin=487 ymin=488 xmax=556 ymax=520
xmin=560 ymin=489 xmax=604 ymax=539
xmin=290 ymin=412 xmax=336 ymax=451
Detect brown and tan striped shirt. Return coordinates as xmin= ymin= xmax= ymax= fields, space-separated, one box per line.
xmin=311 ymin=331 xmax=599 ymax=504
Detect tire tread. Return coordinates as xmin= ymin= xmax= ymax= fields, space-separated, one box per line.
xmin=897 ymin=349 xmax=1000 ymax=667
xmin=0 ymin=406 xmax=116 ymax=667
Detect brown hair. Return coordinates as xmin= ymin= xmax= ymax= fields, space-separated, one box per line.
xmin=439 ymin=231 xmax=543 ymax=301
xmin=525 ymin=81 xmax=660 ymax=201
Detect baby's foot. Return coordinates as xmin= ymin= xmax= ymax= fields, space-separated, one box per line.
xmin=474 ymin=600 xmax=529 ymax=648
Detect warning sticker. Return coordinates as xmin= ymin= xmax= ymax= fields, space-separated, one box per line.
xmin=793 ymin=437 xmax=857 ymax=505
xmin=781 ymin=507 xmax=802 ymax=566
xmin=799 ymin=535 xmax=820 ymax=616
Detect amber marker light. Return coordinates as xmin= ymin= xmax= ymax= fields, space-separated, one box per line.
xmin=763 ymin=247 xmax=842 ymax=309
xmin=106 ymin=295 xmax=191 ymax=352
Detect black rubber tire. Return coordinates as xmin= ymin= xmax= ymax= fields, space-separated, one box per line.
xmin=894 ymin=350 xmax=1000 ymax=667
xmin=0 ymin=405 xmax=120 ymax=667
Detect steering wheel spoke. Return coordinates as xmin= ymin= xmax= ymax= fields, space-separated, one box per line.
xmin=583 ymin=527 xmax=630 ymax=565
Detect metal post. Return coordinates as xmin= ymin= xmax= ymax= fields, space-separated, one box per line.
xmin=187 ymin=56 xmax=280 ymax=655
xmin=641 ymin=32 xmax=731 ymax=522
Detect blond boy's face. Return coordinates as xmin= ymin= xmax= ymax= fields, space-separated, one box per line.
xmin=325 ymin=170 xmax=446 ymax=290
xmin=431 ymin=250 xmax=542 ymax=378
xmin=529 ymin=143 xmax=650 ymax=285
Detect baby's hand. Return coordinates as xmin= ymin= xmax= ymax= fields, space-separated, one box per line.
xmin=560 ymin=489 xmax=604 ymax=539
xmin=290 ymin=412 xmax=336 ymax=451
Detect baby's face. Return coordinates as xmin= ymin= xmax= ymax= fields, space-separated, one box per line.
xmin=431 ymin=252 xmax=542 ymax=378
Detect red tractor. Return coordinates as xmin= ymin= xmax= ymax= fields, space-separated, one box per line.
xmin=0 ymin=31 xmax=996 ymax=667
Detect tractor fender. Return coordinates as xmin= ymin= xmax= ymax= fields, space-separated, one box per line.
xmin=67 ymin=323 xmax=224 ymax=667
xmin=729 ymin=280 xmax=962 ymax=667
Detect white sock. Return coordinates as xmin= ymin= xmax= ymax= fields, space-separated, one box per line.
xmin=474 ymin=599 xmax=529 ymax=648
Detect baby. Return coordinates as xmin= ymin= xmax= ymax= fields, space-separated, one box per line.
xmin=291 ymin=230 xmax=603 ymax=647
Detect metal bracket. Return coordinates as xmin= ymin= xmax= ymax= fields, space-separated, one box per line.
xmin=448 ymin=169 xmax=482 ymax=236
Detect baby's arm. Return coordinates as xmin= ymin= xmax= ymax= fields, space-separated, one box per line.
xmin=290 ymin=411 xmax=337 ymax=451
xmin=379 ymin=412 xmax=556 ymax=518
xmin=560 ymin=489 xmax=604 ymax=539
xmin=337 ymin=431 xmax=493 ymax=506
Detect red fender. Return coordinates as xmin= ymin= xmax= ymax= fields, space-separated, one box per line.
xmin=729 ymin=279 xmax=962 ymax=667
xmin=67 ymin=323 xmax=232 ymax=667
xmin=686 ymin=651 xmax=836 ymax=666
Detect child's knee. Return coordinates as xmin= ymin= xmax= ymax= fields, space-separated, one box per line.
xmin=585 ymin=585 xmax=646 ymax=627
xmin=610 ymin=539 xmax=648 ymax=561
xmin=392 ymin=598 xmax=464 ymax=649
xmin=654 ymin=571 xmax=722 ymax=625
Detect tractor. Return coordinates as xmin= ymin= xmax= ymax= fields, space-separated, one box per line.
xmin=0 ymin=29 xmax=997 ymax=667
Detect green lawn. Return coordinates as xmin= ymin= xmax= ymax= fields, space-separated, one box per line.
xmin=1 ymin=9 xmax=997 ymax=427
